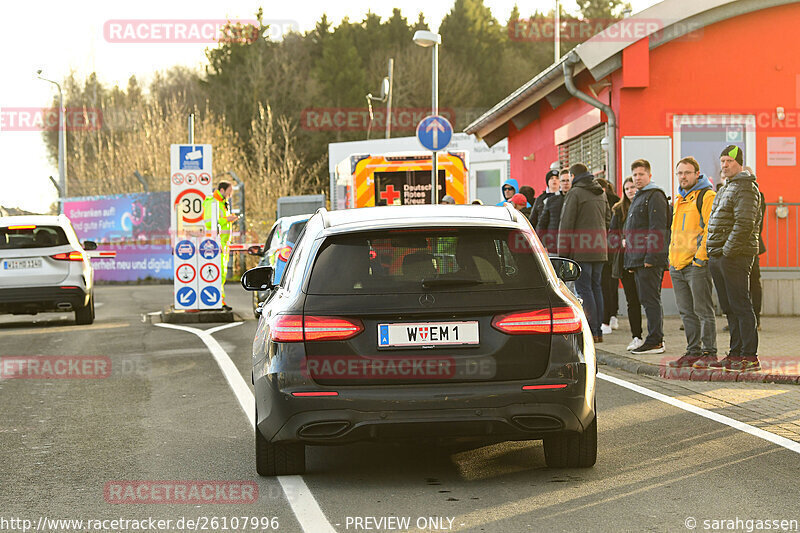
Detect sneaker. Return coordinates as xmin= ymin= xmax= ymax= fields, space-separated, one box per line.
xmin=609 ymin=316 xmax=619 ymax=330
xmin=669 ymin=353 xmax=704 ymax=368
xmin=593 ymin=335 xmax=603 ymax=344
xmin=631 ymin=342 xmax=665 ymax=355
xmin=601 ymin=324 xmax=613 ymax=335
xmin=626 ymin=337 xmax=644 ymax=351
xmin=691 ymin=352 xmax=718 ymax=369
xmin=708 ymin=355 xmax=744 ymax=371
xmin=720 ymin=357 xmax=760 ymax=372
xmin=679 ymin=324 xmax=684 ymax=331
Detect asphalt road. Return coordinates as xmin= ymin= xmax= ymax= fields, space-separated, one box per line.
xmin=1 ymin=284 xmax=798 ymax=533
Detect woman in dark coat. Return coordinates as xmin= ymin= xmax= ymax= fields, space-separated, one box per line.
xmin=610 ymin=177 xmax=644 ymax=351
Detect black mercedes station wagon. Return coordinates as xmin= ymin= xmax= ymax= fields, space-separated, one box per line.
xmin=241 ymin=205 xmax=597 ymax=476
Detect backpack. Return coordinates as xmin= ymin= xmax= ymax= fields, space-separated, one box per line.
xmin=694 ymin=187 xmax=711 ymax=228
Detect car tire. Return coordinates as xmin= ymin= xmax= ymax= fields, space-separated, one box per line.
xmin=75 ymin=293 xmax=95 ymax=325
xmin=255 ymin=418 xmax=305 ymax=476
xmin=543 ymin=414 xmax=597 ymax=468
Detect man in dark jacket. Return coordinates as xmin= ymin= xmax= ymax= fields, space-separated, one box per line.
xmin=696 ymin=146 xmax=761 ymax=372
xmin=557 ymin=163 xmax=610 ymax=342
xmin=537 ymin=170 xmax=572 ymax=252
xmin=623 ymin=159 xmax=670 ymax=354
xmin=530 ymin=169 xmax=560 ymax=229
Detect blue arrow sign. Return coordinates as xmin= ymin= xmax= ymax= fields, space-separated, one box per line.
xmin=200 ymin=286 xmax=221 ymax=307
xmin=416 ymin=115 xmax=453 ymax=151
xmin=176 ymin=287 xmax=196 ymax=306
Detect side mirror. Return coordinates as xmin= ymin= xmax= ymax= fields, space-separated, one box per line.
xmin=550 ymin=257 xmax=581 ymax=282
xmin=83 ymin=240 xmax=98 ymax=250
xmin=241 ymin=266 xmax=274 ymax=291
xmin=247 ymin=245 xmax=264 ymax=256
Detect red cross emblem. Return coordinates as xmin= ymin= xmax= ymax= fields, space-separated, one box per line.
xmin=380 ymin=185 xmax=401 ymax=205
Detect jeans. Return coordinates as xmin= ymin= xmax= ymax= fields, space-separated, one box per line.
xmin=602 ymin=262 xmax=619 ymax=323
xmin=670 ymin=264 xmax=716 ymax=355
xmin=576 ymin=261 xmax=605 ymax=337
xmin=710 ymin=254 xmax=758 ymax=358
xmin=751 ymin=255 xmax=762 ymax=321
xmin=620 ymin=269 xmax=642 ymax=339
xmin=633 ymin=266 xmax=664 ymax=345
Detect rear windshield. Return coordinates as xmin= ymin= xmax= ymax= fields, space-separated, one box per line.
xmin=307 ymin=228 xmax=546 ymax=294
xmin=286 ymin=221 xmax=308 ymax=244
xmin=0 ymin=225 xmax=70 ymax=249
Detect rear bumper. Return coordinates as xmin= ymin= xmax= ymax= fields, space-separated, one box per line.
xmin=0 ymin=286 xmax=90 ymax=314
xmin=255 ymin=366 xmax=595 ymax=445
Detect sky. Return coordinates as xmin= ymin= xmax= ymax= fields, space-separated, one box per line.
xmin=0 ymin=0 xmax=660 ymax=213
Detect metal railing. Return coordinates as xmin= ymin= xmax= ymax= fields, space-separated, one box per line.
xmin=763 ymin=201 xmax=800 ymax=270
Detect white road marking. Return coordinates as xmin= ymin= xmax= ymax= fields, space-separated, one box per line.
xmin=598 ymin=372 xmax=800 ymax=455
xmin=155 ymin=322 xmax=337 ymax=533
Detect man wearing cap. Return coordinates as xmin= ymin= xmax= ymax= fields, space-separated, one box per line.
xmin=696 ymin=145 xmax=761 ymax=372
xmin=530 ymin=169 xmax=560 ymax=229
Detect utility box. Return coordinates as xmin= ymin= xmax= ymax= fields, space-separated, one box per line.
xmin=277 ymin=195 xmax=326 ymax=219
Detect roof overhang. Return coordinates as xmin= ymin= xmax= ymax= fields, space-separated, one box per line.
xmin=465 ymin=0 xmax=799 ymax=146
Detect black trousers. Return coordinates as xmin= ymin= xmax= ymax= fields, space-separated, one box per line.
xmin=619 ymin=269 xmax=643 ymax=339
xmin=750 ymin=255 xmax=762 ymax=320
xmin=602 ymin=262 xmax=619 ymax=323
xmin=710 ymin=254 xmax=758 ymax=358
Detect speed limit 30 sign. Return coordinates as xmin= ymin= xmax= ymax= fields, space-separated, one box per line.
xmin=170 ymin=144 xmax=213 ymax=228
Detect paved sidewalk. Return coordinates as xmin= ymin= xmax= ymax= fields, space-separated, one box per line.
xmin=596 ymin=316 xmax=800 ymax=384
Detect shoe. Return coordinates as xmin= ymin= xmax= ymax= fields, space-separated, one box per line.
xmin=601 ymin=324 xmax=613 ymax=335
xmin=708 ymin=355 xmax=752 ymax=371
xmin=626 ymin=337 xmax=644 ymax=351
xmin=222 ymin=304 xmax=232 ymax=311
xmin=679 ymin=324 xmax=684 ymax=331
xmin=722 ymin=324 xmax=730 ymax=332
xmin=669 ymin=353 xmax=704 ymax=368
xmin=593 ymin=335 xmax=603 ymax=343
xmin=609 ymin=316 xmax=619 ymax=330
xmin=631 ymin=342 xmax=665 ymax=355
xmin=691 ymin=351 xmax=718 ymax=369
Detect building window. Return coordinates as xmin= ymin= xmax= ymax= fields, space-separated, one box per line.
xmin=558 ymin=124 xmax=607 ymax=173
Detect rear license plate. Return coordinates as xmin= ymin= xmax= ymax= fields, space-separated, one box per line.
xmin=378 ymin=321 xmax=479 ymax=348
xmin=3 ymin=258 xmax=43 ymax=270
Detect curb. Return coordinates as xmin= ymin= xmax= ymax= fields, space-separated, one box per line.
xmin=595 ymin=349 xmax=800 ymax=385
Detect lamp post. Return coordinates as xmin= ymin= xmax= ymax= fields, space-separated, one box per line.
xmin=413 ymin=30 xmax=442 ymax=204
xmin=36 ymin=70 xmax=67 ymax=211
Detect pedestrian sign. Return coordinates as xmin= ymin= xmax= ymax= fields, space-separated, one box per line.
xmin=199 ymin=262 xmax=220 ymax=283
xmin=176 ymin=286 xmax=197 ymax=307
xmin=416 ymin=115 xmax=453 ymax=151
xmin=176 ymin=264 xmax=196 ymax=283
xmin=199 ymin=239 xmax=220 ymax=260
xmin=200 ymin=286 xmax=221 ymax=307
xmin=175 ymin=240 xmax=195 ymax=260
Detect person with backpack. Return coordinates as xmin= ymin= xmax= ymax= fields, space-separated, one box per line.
xmin=666 ymin=157 xmax=717 ymax=368
xmin=623 ymin=159 xmax=670 ymax=354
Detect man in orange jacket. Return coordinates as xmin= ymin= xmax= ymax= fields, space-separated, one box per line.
xmin=667 ymin=156 xmax=717 ymax=368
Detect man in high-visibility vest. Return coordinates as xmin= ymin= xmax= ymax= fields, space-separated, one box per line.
xmin=203 ymin=181 xmax=239 ymax=309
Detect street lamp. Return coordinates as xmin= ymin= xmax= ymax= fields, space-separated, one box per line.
xmin=413 ymin=30 xmax=442 ymax=204
xmin=36 ymin=69 xmax=67 ymax=211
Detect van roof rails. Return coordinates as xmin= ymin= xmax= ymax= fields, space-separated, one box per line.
xmin=503 ymin=203 xmax=517 ymax=221
xmin=316 ymin=207 xmax=330 ymax=228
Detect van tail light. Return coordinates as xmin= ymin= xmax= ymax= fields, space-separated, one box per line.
xmin=270 ymin=314 xmax=364 ymax=343
xmin=51 ymin=251 xmax=84 ymax=261
xmin=492 ymin=307 xmax=582 ymax=335
xmin=277 ymin=245 xmax=293 ymax=262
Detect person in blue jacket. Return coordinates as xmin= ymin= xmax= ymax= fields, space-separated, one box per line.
xmin=496 ymin=178 xmax=520 ymax=206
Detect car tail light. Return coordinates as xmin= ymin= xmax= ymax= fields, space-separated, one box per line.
xmin=291 ymin=391 xmax=339 ymax=397
xmin=51 ymin=251 xmax=84 ymax=261
xmin=270 ymin=315 xmax=364 ymax=342
xmin=277 ymin=245 xmax=293 ymax=262
xmin=492 ymin=307 xmax=582 ymax=335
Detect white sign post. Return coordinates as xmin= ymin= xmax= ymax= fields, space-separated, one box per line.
xmin=170 ymin=144 xmax=217 ymax=310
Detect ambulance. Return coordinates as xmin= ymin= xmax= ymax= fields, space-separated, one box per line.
xmin=333 ymin=151 xmax=469 ymax=209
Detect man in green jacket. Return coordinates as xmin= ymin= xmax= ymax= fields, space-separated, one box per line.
xmin=203 ymin=181 xmax=239 ymax=308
